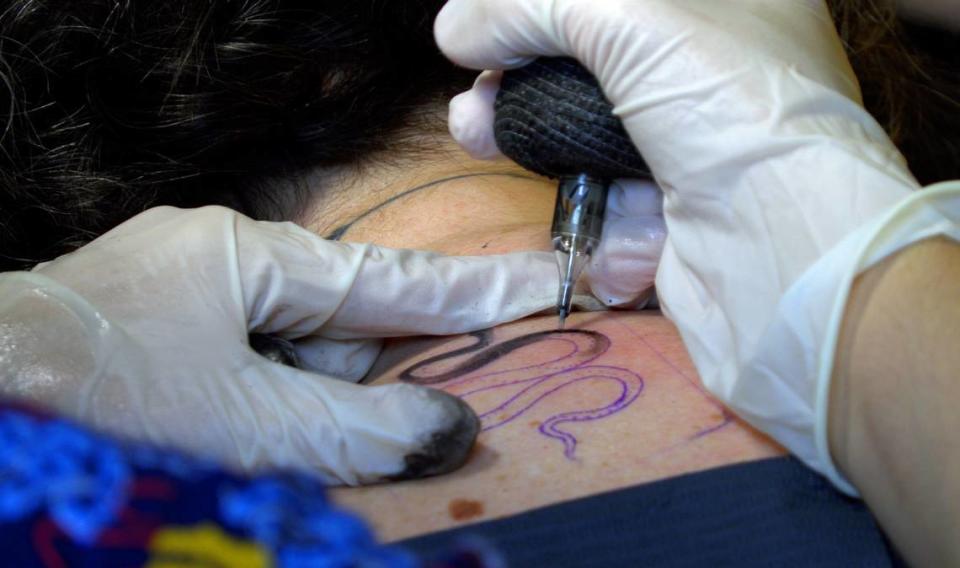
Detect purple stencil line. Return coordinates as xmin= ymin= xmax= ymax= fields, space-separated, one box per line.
xmin=471 ymin=369 xmax=644 ymax=459
xmin=440 ymin=336 xmax=598 ymax=390
xmin=609 ymin=318 xmax=734 ymax=445
xmin=450 ymin=337 xmax=611 ymax=399
xmin=475 ymin=369 xmax=642 ymax=427
xmin=405 ymin=335 xmax=578 ymax=384
xmin=435 ymin=332 xmax=644 ymax=459
xmin=609 ymin=318 xmax=729 ymax=414
xmin=538 ymin=372 xmax=644 ymax=459
xmin=689 ymin=409 xmax=735 ymax=440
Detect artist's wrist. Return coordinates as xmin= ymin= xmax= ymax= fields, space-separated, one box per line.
xmin=826 ymin=246 xmax=886 ymax=489
xmin=828 ymin=236 xmax=960 ymax=566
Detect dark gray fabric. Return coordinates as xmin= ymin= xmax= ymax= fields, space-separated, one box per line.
xmin=400 ymin=456 xmax=904 ymax=567
xmin=494 ymin=57 xmax=650 ymax=181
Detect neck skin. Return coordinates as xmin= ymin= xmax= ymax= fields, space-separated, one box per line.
xmin=297 ymin=136 xmax=559 ymax=256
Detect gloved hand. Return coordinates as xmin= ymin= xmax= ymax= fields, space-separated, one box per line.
xmin=435 ymin=0 xmax=960 ymax=493
xmin=451 ymin=70 xmax=666 ymax=309
xmin=585 ymin=178 xmax=665 ymax=309
xmin=0 ymin=206 xmax=558 ymax=485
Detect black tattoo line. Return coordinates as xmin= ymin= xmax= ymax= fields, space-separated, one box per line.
xmin=326 ymin=172 xmax=536 ymax=240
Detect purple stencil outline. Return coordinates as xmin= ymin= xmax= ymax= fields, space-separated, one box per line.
xmin=399 ymin=330 xmax=643 ymax=459
xmin=609 ymin=318 xmax=734 ymax=440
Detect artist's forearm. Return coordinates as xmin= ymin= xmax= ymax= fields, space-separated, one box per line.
xmin=829 ymin=236 xmax=960 ymax=566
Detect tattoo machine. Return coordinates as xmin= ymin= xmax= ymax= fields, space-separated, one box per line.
xmin=493 ymin=58 xmax=651 ymax=329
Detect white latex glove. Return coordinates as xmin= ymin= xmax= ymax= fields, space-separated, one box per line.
xmin=0 ymin=206 xmax=558 ymax=485
xmin=586 ymin=179 xmax=665 ymax=308
xmin=435 ymin=0 xmax=960 ymax=493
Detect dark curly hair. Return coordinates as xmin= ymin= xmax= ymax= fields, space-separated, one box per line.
xmin=0 ymin=0 xmax=473 ymax=270
xmin=828 ymin=1 xmax=960 ymax=187
xmin=0 ymin=0 xmax=957 ymax=271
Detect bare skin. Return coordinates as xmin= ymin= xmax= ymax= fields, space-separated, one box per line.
xmin=829 ymin=236 xmax=960 ymax=566
xmin=332 ymin=311 xmax=782 ymax=541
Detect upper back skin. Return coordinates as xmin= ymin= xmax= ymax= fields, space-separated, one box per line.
xmin=330 ymin=311 xmax=783 ymax=541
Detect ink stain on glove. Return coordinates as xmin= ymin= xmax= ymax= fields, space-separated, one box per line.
xmin=249 ymin=333 xmax=301 ymax=368
xmin=390 ymin=390 xmax=480 ymax=481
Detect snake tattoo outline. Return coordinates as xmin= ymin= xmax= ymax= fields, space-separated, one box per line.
xmin=399 ymin=330 xmax=644 ymax=459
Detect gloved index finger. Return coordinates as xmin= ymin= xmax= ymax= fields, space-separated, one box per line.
xmin=235 ymin=214 xmax=558 ymax=339
xmin=323 ymin=246 xmax=560 ymax=339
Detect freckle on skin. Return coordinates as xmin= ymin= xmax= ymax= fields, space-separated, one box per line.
xmin=529 ymin=420 xmax=541 ymax=428
xmin=448 ymin=498 xmax=485 ymax=521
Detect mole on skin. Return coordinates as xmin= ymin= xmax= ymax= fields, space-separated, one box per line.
xmin=448 ymin=498 xmax=485 ymax=521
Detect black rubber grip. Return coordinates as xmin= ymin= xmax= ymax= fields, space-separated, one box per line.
xmin=493 ymin=57 xmax=650 ymax=181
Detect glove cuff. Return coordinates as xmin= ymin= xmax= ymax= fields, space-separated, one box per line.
xmin=816 ymin=182 xmax=960 ymax=493
xmin=761 ymin=182 xmax=960 ymax=496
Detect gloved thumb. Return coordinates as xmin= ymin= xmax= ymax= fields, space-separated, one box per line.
xmin=212 ymin=359 xmax=480 ymax=486
xmin=449 ymin=70 xmax=505 ymax=160
xmin=586 ymin=179 xmax=666 ymax=308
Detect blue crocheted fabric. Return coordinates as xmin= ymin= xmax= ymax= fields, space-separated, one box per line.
xmin=0 ymin=402 xmax=423 ymax=568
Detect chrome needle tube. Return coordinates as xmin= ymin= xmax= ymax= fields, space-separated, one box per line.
xmin=552 ymin=174 xmax=608 ymax=329
xmin=492 ymin=58 xmax=649 ymax=329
